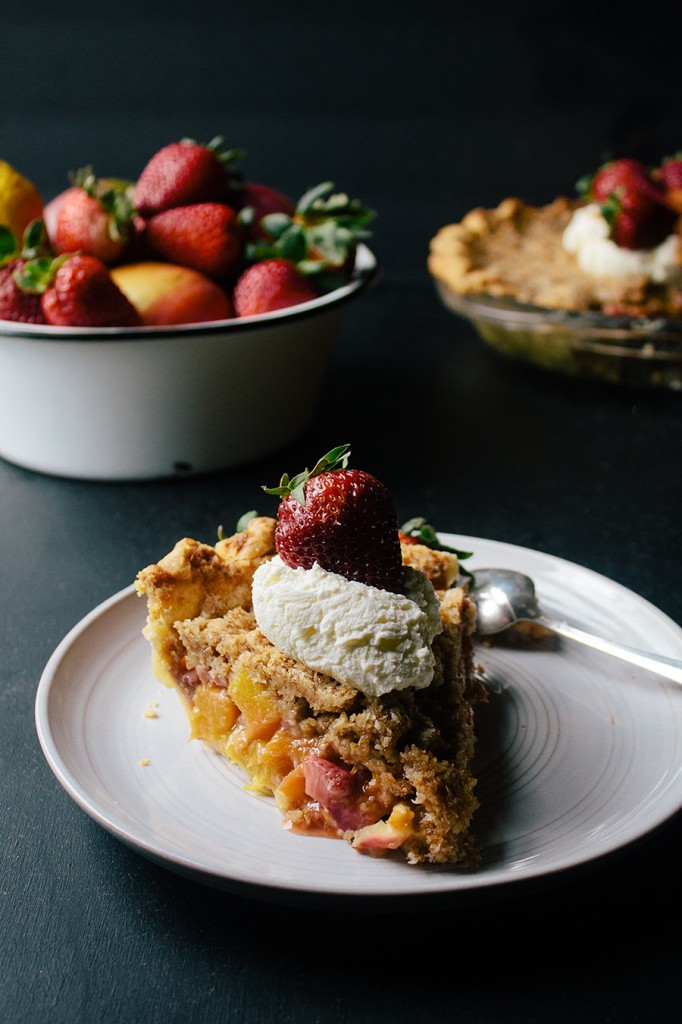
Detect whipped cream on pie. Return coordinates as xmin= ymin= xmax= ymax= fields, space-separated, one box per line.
xmin=251 ymin=556 xmax=443 ymax=696
xmin=562 ymin=203 xmax=682 ymax=283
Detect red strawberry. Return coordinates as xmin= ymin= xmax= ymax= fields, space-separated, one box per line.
xmin=587 ymin=157 xmax=659 ymax=204
xmin=143 ymin=202 xmax=242 ymax=279
xmin=233 ymin=257 xmax=317 ymax=316
xmin=581 ymin=157 xmax=676 ymax=250
xmin=603 ymin=189 xmax=676 ymax=250
xmin=135 ymin=137 xmax=240 ymax=216
xmin=263 ymin=445 xmax=405 ymax=593
xmin=0 ymin=257 xmax=47 ymax=323
xmin=656 ymin=154 xmax=682 ymax=213
xmin=0 ymin=220 xmax=52 ymax=324
xmin=51 ymin=168 xmax=136 ymax=264
xmin=37 ymin=254 xmax=142 ymax=327
xmin=232 ymin=181 xmax=296 ymax=240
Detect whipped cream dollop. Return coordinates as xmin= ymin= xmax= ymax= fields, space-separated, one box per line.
xmin=562 ymin=204 xmax=681 ymax=283
xmin=251 ymin=556 xmax=443 ymax=697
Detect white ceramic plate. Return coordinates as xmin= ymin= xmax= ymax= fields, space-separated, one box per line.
xmin=35 ymin=535 xmax=682 ymax=905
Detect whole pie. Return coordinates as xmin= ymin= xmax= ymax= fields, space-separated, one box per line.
xmin=429 ymin=155 xmax=682 ymax=318
xmin=135 ymin=514 xmax=485 ymax=865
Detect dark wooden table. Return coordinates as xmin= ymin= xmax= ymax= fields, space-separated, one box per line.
xmin=2 ymin=3 xmax=681 ymax=1022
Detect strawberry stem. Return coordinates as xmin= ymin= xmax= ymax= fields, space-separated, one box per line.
xmin=263 ymin=444 xmax=351 ymax=504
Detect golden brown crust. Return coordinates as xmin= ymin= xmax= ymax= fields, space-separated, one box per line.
xmin=135 ymin=517 xmax=277 ymax=685
xmin=428 ymin=196 xmax=682 ymax=315
xmin=399 ymin=538 xmax=459 ymax=591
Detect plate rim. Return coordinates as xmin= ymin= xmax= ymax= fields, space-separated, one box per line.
xmin=34 ymin=534 xmax=682 ymax=904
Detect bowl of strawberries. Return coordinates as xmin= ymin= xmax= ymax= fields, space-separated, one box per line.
xmin=0 ymin=139 xmax=378 ymax=480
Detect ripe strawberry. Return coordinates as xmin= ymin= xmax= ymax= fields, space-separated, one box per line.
xmin=0 ymin=257 xmax=47 ymax=323
xmin=655 ymin=154 xmax=682 ymax=213
xmin=51 ymin=168 xmax=136 ymax=264
xmin=263 ymin=445 xmax=405 ymax=593
xmin=135 ymin=137 xmax=240 ymax=216
xmin=0 ymin=220 xmax=51 ymax=324
xmin=143 ymin=202 xmax=242 ymax=279
xmin=585 ymin=157 xmax=657 ymax=204
xmin=580 ymin=156 xmax=676 ymax=250
xmin=232 ymin=181 xmax=296 ymax=240
xmin=33 ymin=254 xmax=142 ymax=327
xmin=233 ymin=257 xmax=317 ymax=316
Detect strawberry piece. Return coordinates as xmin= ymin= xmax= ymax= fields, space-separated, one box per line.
xmin=51 ymin=168 xmax=136 ymax=265
xmin=40 ymin=254 xmax=141 ymax=327
xmin=301 ymin=756 xmax=376 ymax=832
xmin=233 ymin=257 xmax=317 ymax=316
xmin=143 ymin=202 xmax=242 ymax=280
xmin=581 ymin=156 xmax=676 ymax=250
xmin=134 ymin=137 xmax=239 ymax=216
xmin=263 ymin=444 xmax=405 ymax=593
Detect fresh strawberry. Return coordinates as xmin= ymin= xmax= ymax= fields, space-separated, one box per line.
xmin=143 ymin=202 xmax=242 ymax=279
xmin=0 ymin=257 xmax=47 ymax=323
xmin=50 ymin=168 xmax=136 ymax=264
xmin=655 ymin=154 xmax=682 ymax=213
xmin=0 ymin=220 xmax=51 ymax=324
xmin=579 ymin=156 xmax=676 ymax=250
xmin=602 ymin=188 xmax=676 ymax=250
xmin=232 ymin=181 xmax=296 ymax=240
xmin=21 ymin=253 xmax=142 ymax=327
xmin=263 ymin=444 xmax=405 ymax=593
xmin=232 ymin=257 xmax=317 ymax=316
xmin=584 ymin=157 xmax=658 ymax=204
xmin=134 ymin=137 xmax=241 ymax=216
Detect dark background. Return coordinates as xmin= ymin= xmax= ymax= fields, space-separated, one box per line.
xmin=2 ymin=4 xmax=681 ymax=1023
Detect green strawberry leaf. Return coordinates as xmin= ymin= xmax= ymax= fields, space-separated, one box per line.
xmin=259 ymin=212 xmax=293 ymax=240
xmin=277 ymin=224 xmax=308 ymax=263
xmin=0 ymin=226 xmax=18 ymax=266
xmin=21 ymin=219 xmax=52 ymax=259
xmin=235 ymin=510 xmax=259 ymax=533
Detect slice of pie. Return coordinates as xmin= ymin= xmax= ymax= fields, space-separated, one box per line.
xmin=136 ymin=514 xmax=484 ymax=865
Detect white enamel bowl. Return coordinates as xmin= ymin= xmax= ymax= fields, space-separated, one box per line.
xmin=0 ymin=245 xmax=377 ymax=480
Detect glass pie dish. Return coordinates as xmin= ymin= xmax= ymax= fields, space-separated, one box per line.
xmin=435 ymin=282 xmax=682 ymax=391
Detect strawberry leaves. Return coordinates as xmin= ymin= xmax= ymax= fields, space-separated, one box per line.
xmin=0 ymin=219 xmax=51 ymax=268
xmin=242 ymin=182 xmax=374 ymax=292
xmin=263 ymin=444 xmax=351 ymax=504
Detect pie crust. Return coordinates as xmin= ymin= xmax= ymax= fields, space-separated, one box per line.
xmin=429 ymin=196 xmax=682 ymax=317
